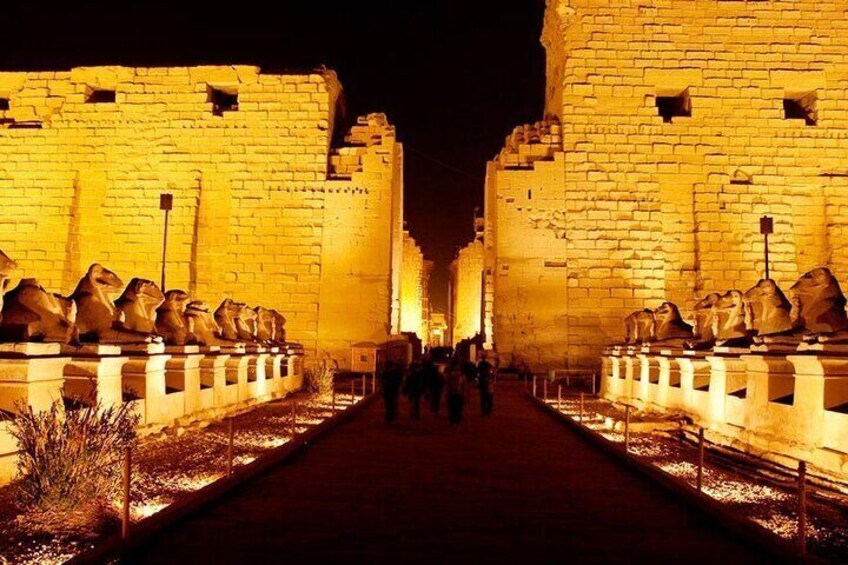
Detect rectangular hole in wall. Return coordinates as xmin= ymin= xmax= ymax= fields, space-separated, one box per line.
xmin=783 ymin=90 xmax=817 ymax=126
xmin=693 ymin=369 xmax=710 ymax=392
xmin=85 ymin=87 xmax=116 ymax=104
xmin=824 ymin=378 xmax=848 ymax=413
xmin=648 ymin=365 xmax=660 ymax=384
xmin=656 ymin=87 xmax=691 ymax=123
xmin=727 ymin=372 xmax=747 ymax=399
xmin=208 ymin=85 xmax=239 ymax=116
xmin=768 ymin=374 xmax=795 ymax=405
xmin=0 ymin=98 xmax=9 ymax=111
xmin=669 ymin=367 xmax=681 ymax=388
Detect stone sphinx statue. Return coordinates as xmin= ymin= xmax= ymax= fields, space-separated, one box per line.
xmin=0 ymin=278 xmax=78 ymax=344
xmin=156 ymin=290 xmax=197 ymax=346
xmin=789 ymin=267 xmax=848 ymax=343
xmin=71 ymin=264 xmax=161 ymax=344
xmin=713 ymin=290 xmax=751 ymax=348
xmin=254 ymin=306 xmax=275 ymax=343
xmin=624 ymin=309 xmax=655 ymax=344
xmin=235 ymin=303 xmax=257 ymax=342
xmin=653 ymin=302 xmax=693 ymax=343
xmin=214 ymin=298 xmax=245 ymax=342
xmin=684 ymin=293 xmax=720 ymax=350
xmin=743 ymin=279 xmax=798 ymax=344
xmin=114 ymin=278 xmax=165 ymax=336
xmin=185 ymin=300 xmax=227 ymax=346
xmin=0 ymin=250 xmax=17 ymax=324
xmin=270 ymin=309 xmax=287 ymax=344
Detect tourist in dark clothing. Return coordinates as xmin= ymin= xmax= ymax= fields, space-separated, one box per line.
xmin=446 ymin=361 xmax=467 ymax=425
xmin=381 ymin=362 xmax=404 ymax=424
xmin=404 ymin=362 xmax=426 ymax=420
xmin=477 ymin=357 xmax=494 ymax=416
xmin=423 ymin=358 xmax=444 ymax=414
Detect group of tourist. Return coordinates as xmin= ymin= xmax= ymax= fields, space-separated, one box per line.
xmin=381 ymin=354 xmax=495 ymax=425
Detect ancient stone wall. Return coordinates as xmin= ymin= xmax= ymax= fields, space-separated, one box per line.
xmin=450 ymin=239 xmax=484 ymax=346
xmin=488 ymin=0 xmax=848 ymax=370
xmin=0 ymin=66 xmax=403 ymax=367
xmin=400 ymin=231 xmax=429 ymax=341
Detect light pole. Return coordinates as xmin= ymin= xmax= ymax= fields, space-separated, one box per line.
xmin=760 ymin=215 xmax=773 ymax=280
xmin=160 ymin=193 xmax=173 ymax=291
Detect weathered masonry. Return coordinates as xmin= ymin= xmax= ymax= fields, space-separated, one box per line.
xmin=0 ymin=66 xmax=404 ymax=367
xmin=485 ymin=0 xmax=848 ymax=370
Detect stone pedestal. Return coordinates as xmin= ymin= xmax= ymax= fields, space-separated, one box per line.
xmin=164 ymin=346 xmax=204 ymax=418
xmin=225 ymin=354 xmax=251 ymax=404
xmin=64 ymin=345 xmax=128 ymax=410
xmin=0 ymin=343 xmax=68 ymax=414
xmin=122 ymin=353 xmax=174 ymax=426
xmin=266 ymin=353 xmax=286 ymax=396
xmin=706 ymin=355 xmax=749 ymax=430
xmin=283 ymin=355 xmax=304 ymax=393
xmin=201 ymin=354 xmax=234 ymax=409
xmin=742 ymin=355 xmax=800 ymax=449
xmin=678 ymin=356 xmax=711 ymax=422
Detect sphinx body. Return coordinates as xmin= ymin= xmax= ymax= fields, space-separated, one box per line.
xmin=790 ymin=267 xmax=848 ymax=343
xmin=653 ymin=302 xmax=693 ymax=344
xmin=743 ymin=279 xmax=798 ymax=345
xmin=254 ymin=307 xmax=275 ymax=343
xmin=624 ymin=309 xmax=655 ymax=344
xmin=684 ymin=293 xmax=720 ymax=350
xmin=71 ymin=264 xmax=160 ymax=344
xmin=235 ymin=303 xmax=257 ymax=342
xmin=214 ymin=299 xmax=244 ymax=342
xmin=156 ymin=290 xmax=197 ymax=346
xmin=115 ymin=278 xmax=165 ymax=335
xmin=0 ymin=278 xmax=78 ymax=344
xmin=185 ymin=300 xmax=227 ymax=346
xmin=713 ymin=290 xmax=751 ymax=347
xmin=270 ymin=310 xmax=287 ymax=345
xmin=0 ymin=250 xmax=17 ymax=324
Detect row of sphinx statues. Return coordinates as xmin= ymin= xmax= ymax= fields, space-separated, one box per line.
xmin=623 ymin=267 xmax=848 ymax=350
xmin=0 ymin=250 xmax=291 ymax=348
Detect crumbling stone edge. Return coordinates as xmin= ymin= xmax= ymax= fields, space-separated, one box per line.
xmin=525 ymin=393 xmax=805 ymax=564
xmin=67 ymin=392 xmax=377 ymax=565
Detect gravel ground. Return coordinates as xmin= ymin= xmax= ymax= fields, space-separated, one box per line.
xmin=0 ymin=391 xmax=363 ymax=565
xmin=542 ymin=393 xmax=848 ymax=561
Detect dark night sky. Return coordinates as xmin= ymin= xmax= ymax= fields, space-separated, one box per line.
xmin=0 ymin=2 xmax=546 ymax=310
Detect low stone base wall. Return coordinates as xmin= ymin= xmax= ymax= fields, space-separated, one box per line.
xmin=602 ymin=345 xmax=848 ymax=479
xmin=0 ymin=343 xmax=305 ymax=485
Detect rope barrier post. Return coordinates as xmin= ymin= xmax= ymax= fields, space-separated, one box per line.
xmin=332 ymin=385 xmax=336 ymax=414
xmin=532 ymin=375 xmax=537 ymax=398
xmin=580 ymin=392 xmax=584 ymax=424
xmin=557 ymin=384 xmax=562 ymax=412
xmin=372 ymin=372 xmax=376 ymax=394
xmin=798 ymin=461 xmax=807 ymax=557
xmin=227 ymin=418 xmax=234 ymax=477
xmin=624 ymin=405 xmax=631 ymax=454
xmin=291 ymin=397 xmax=297 ymax=437
xmin=121 ymin=447 xmax=132 ymax=539
xmin=361 ymin=374 xmax=366 ymax=398
xmin=350 ymin=378 xmax=355 ymax=402
xmin=697 ymin=427 xmax=705 ymax=492
xmin=543 ymin=377 xmax=548 ymax=402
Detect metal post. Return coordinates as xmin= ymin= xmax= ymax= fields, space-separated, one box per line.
xmin=332 ymin=386 xmax=336 ymax=413
xmin=159 ymin=193 xmax=173 ymax=291
xmin=543 ymin=377 xmax=548 ymax=401
xmin=372 ymin=372 xmax=376 ymax=394
xmin=697 ymin=427 xmax=705 ymax=492
xmin=580 ymin=392 xmax=584 ymax=424
xmin=798 ymin=461 xmax=807 ymax=556
xmin=532 ymin=375 xmax=537 ymax=397
xmin=761 ymin=215 xmax=773 ymax=280
xmin=121 ymin=447 xmax=131 ymax=539
xmin=361 ymin=374 xmax=366 ymax=398
xmin=350 ymin=378 xmax=355 ymax=402
xmin=624 ymin=405 xmax=631 ymax=454
xmin=291 ymin=398 xmax=297 ymax=437
xmin=227 ymin=418 xmax=234 ymax=477
xmin=592 ymin=372 xmax=596 ymax=396
xmin=557 ymin=384 xmax=562 ymax=412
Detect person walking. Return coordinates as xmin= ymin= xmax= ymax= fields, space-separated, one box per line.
xmin=404 ymin=361 xmax=426 ymax=420
xmin=381 ymin=361 xmax=404 ymax=424
xmin=446 ymin=360 xmax=467 ymax=425
xmin=477 ymin=356 xmax=494 ymax=416
xmin=423 ymin=356 xmax=444 ymax=414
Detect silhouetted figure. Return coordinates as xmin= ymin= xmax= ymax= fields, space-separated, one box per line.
xmin=477 ymin=357 xmax=494 ymax=416
xmin=404 ymin=361 xmax=426 ymax=420
xmin=423 ymin=358 xmax=444 ymax=414
xmin=446 ymin=361 xmax=467 ymax=425
xmin=382 ymin=361 xmax=404 ymax=424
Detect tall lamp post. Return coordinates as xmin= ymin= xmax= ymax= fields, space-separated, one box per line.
xmin=760 ymin=215 xmax=773 ymax=280
xmin=160 ymin=193 xmax=173 ymax=291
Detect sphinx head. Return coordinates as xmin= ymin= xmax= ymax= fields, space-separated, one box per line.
xmin=790 ymin=267 xmax=848 ymax=333
xmin=743 ymin=279 xmax=793 ymax=333
xmin=118 ymin=278 xmax=165 ymax=309
xmin=80 ymin=264 xmax=125 ymax=298
xmin=161 ymin=289 xmax=190 ymax=312
xmin=0 ymin=250 xmax=16 ymax=290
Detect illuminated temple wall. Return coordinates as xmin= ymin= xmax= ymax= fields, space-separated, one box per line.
xmin=487 ymin=0 xmax=848 ymax=370
xmin=400 ymin=231 xmax=429 ymax=341
xmin=450 ymin=239 xmax=484 ymax=346
xmin=0 ymin=66 xmax=403 ymax=367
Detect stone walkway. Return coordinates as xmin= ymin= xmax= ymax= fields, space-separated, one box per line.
xmin=125 ymin=382 xmax=770 ymax=564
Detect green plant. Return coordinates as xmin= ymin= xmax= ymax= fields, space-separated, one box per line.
xmin=10 ymin=400 xmax=140 ymax=514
